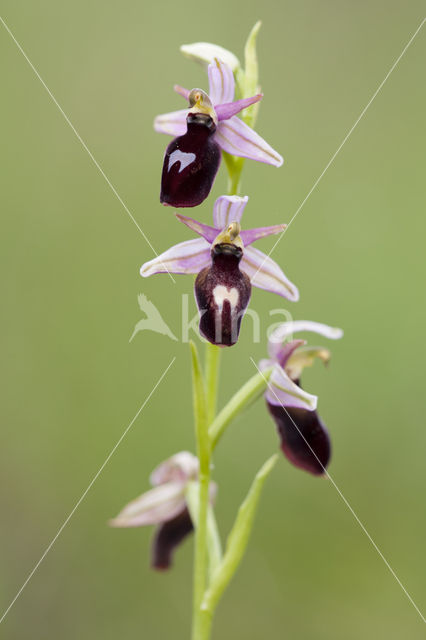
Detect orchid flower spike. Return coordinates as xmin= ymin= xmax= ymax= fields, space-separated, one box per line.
xmin=141 ymin=195 xmax=299 ymax=346
xmin=260 ymin=321 xmax=343 ymax=475
xmin=155 ymin=58 xmax=283 ymax=208
xmin=109 ymin=452 xmax=216 ymax=570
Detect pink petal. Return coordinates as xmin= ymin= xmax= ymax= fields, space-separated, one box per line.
xmin=212 ymin=195 xmax=248 ymax=229
xmin=268 ymin=321 xmax=344 ymax=360
xmin=174 ymin=84 xmax=190 ymax=100
xmin=240 ymin=245 xmax=299 ymax=301
xmin=154 ymin=109 xmax=188 ymax=137
xmin=265 ymin=364 xmax=318 ymax=411
xmin=175 ymin=214 xmax=218 ymax=243
xmin=150 ymin=452 xmax=199 ymax=487
xmin=216 ymin=94 xmax=263 ymax=121
xmin=208 ymin=59 xmax=235 ymax=106
xmin=216 ymin=116 xmax=283 ymax=166
xmin=140 ymin=238 xmax=211 ymax=277
xmin=109 ymin=483 xmax=186 ymax=528
xmin=240 ymin=223 xmax=286 ymax=246
xmin=274 ymin=339 xmax=306 ymax=369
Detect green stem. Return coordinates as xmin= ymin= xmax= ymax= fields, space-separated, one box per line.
xmin=205 ymin=342 xmax=220 ymax=425
xmin=191 ymin=467 xmax=211 ymax=640
xmin=222 ymin=152 xmax=244 ymax=196
xmin=190 ymin=343 xmax=211 ymax=640
xmin=192 ymin=608 xmax=213 ymax=640
xmin=202 ymin=455 xmax=278 ymax=616
xmin=186 ymin=482 xmax=223 ymax=582
xmin=209 ymin=367 xmax=273 ymax=450
xmin=189 ymin=341 xmax=221 ymax=640
xmin=227 ymin=162 xmax=243 ymax=195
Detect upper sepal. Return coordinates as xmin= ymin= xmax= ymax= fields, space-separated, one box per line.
xmin=268 ymin=321 xmax=343 ymax=362
xmin=180 ymin=43 xmax=241 ymax=72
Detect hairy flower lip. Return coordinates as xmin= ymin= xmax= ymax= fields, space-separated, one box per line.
xmin=160 ymin=112 xmax=221 ymax=208
xmin=267 ymin=403 xmax=331 ymax=476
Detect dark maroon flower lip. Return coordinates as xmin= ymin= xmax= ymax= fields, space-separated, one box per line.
xmin=195 ymin=258 xmax=252 ymax=347
xmin=194 ymin=221 xmax=252 ymax=347
xmin=151 ymin=508 xmax=194 ymax=571
xmin=267 ymin=402 xmax=331 ymax=476
xmin=160 ymin=114 xmax=221 ymax=208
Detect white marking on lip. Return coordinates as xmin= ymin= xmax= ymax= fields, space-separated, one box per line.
xmin=213 ymin=285 xmax=239 ymax=312
xmin=168 ymin=150 xmax=196 ymax=173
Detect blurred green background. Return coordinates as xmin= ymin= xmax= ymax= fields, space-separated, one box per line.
xmin=1 ymin=1 xmax=425 ymax=638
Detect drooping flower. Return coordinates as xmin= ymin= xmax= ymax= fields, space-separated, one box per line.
xmin=155 ymin=59 xmax=283 ymax=208
xmin=260 ymin=321 xmax=343 ymax=475
xmin=109 ymin=452 xmax=214 ymax=570
xmin=140 ymin=195 xmax=299 ymax=346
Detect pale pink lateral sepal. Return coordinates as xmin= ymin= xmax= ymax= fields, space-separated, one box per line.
xmin=241 ymin=246 xmax=299 ymax=301
xmin=140 ymin=238 xmax=210 ymax=277
xmin=215 ymin=116 xmax=283 ymax=167
xmin=154 ymin=109 xmax=188 ymax=136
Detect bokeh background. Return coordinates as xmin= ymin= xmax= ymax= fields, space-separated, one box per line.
xmin=1 ymin=1 xmax=425 ymax=638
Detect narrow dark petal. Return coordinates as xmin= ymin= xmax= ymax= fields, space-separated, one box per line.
xmin=195 ymin=245 xmax=251 ymax=347
xmin=151 ymin=508 xmax=194 ymax=571
xmin=160 ymin=113 xmax=221 ymax=208
xmin=267 ymin=402 xmax=331 ymax=475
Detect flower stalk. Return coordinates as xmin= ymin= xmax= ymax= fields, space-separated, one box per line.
xmin=201 ymin=454 xmax=278 ymax=615
xmin=110 ymin=23 xmax=343 ymax=640
xmin=189 ymin=342 xmax=211 ymax=640
xmin=205 ymin=342 xmax=221 ymax=425
xmin=190 ymin=116 xmax=272 ymax=637
xmin=209 ymin=366 xmax=273 ymax=449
